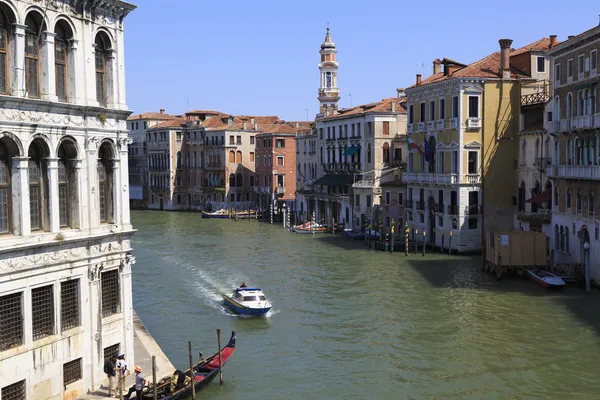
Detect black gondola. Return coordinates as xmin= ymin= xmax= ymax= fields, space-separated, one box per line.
xmin=138 ymin=331 xmax=236 ymax=400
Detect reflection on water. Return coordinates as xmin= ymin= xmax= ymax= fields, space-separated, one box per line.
xmin=132 ymin=210 xmax=600 ymax=399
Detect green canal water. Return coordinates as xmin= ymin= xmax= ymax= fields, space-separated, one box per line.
xmin=131 ymin=210 xmax=600 ymax=399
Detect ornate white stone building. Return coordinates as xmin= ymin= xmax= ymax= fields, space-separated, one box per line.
xmin=0 ymin=1 xmax=136 ymax=399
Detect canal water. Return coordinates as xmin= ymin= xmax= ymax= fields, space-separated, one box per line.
xmin=131 ymin=210 xmax=600 ymax=399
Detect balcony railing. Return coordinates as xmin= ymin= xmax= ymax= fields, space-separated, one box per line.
xmin=276 ymin=186 xmax=286 ymax=195
xmin=427 ymin=121 xmax=435 ymax=131
xmin=520 ymin=80 xmax=550 ymax=106
xmin=465 ymin=205 xmax=481 ymax=215
xmin=402 ymin=173 xmax=481 ymax=185
xmin=517 ymin=209 xmax=552 ymax=223
xmin=549 ymin=165 xmax=600 ymax=180
xmin=417 ymin=122 xmax=425 ymax=132
xmin=550 ymin=114 xmax=600 ymax=133
xmin=436 ymin=203 xmax=445 ymax=213
xmin=466 ymin=117 xmax=481 ymax=130
xmin=447 ymin=204 xmax=458 ymax=215
xmin=352 ymin=179 xmax=375 ymax=189
xmin=405 ymin=200 xmax=413 ymax=209
xmin=416 ymin=201 xmax=425 ymax=211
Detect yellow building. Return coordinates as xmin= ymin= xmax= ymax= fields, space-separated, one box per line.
xmin=404 ymin=37 xmax=557 ymax=253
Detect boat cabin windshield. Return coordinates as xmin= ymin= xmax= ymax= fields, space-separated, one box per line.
xmin=241 ymin=295 xmax=266 ymax=302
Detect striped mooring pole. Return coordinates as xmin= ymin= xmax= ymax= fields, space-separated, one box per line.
xmin=404 ymin=223 xmax=409 ymax=256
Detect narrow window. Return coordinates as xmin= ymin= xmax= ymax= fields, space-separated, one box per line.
xmin=0 ymin=10 xmax=8 ymax=94
xmin=452 ymin=96 xmax=459 ymax=118
xmin=439 ymin=98 xmax=445 ymax=119
xmin=95 ymin=34 xmax=108 ymax=106
xmin=592 ymin=50 xmax=598 ymax=71
xmin=554 ymin=64 xmax=560 ymax=83
xmin=32 ymin=285 xmax=54 ymax=340
xmin=0 ymin=142 xmax=11 ymax=233
xmin=385 ymin=191 xmax=391 ymax=205
xmin=567 ymin=59 xmax=573 ymax=78
xmin=578 ymin=55 xmax=584 ymax=74
xmin=29 ymin=141 xmax=49 ymax=231
xmin=277 ymin=156 xmax=284 ymax=166
xmin=61 ymin=279 xmax=80 ymax=331
xmin=419 ymin=102 xmax=425 ymax=122
xmin=536 ymin=56 xmax=545 ymax=73
xmin=25 ymin=13 xmax=41 ymax=98
xmin=101 ymin=269 xmax=120 ymax=317
xmin=55 ymin=23 xmax=69 ymax=102
xmin=98 ymin=143 xmax=114 ymax=223
xmin=0 ymin=292 xmax=23 ymax=350
xmin=429 ymin=100 xmax=435 ymax=121
xmin=250 ymin=152 xmax=254 ymax=162
xmin=408 ymin=105 xmax=414 ymax=124
xmin=383 ymin=121 xmax=390 ymax=135
xmin=468 ymin=96 xmax=479 ymax=118
xmin=63 ymin=358 xmax=83 ymax=386
xmin=467 ymin=151 xmax=478 ymax=174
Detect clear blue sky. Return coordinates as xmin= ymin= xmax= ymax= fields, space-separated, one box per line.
xmin=124 ymin=0 xmax=599 ymax=121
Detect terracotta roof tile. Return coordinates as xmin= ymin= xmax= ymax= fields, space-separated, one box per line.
xmin=321 ymin=97 xmax=406 ymax=120
xmin=127 ymin=112 xmax=177 ymax=121
xmin=185 ymin=110 xmax=227 ymax=116
xmin=510 ymin=37 xmax=560 ymax=56
xmin=147 ymin=117 xmax=187 ymax=130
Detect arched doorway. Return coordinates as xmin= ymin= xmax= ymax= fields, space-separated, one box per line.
xmin=579 ymin=227 xmax=590 ymax=264
xmin=428 ymin=196 xmax=436 ymax=245
xmin=345 ymin=206 xmax=349 ymax=226
xmin=159 ymin=197 xmax=164 ymax=210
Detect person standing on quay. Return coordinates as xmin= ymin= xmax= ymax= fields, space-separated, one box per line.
xmin=115 ymin=352 xmax=129 ymax=398
xmin=104 ymin=354 xmax=118 ymax=397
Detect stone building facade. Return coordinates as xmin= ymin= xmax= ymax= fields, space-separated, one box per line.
xmin=0 ymin=1 xmax=136 ymax=399
xmin=547 ymin=25 xmax=600 ymax=276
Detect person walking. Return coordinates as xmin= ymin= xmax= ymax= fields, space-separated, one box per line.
xmin=115 ymin=352 xmax=129 ymax=398
xmin=124 ymin=366 xmax=146 ymax=400
xmin=104 ymin=355 xmax=117 ymax=397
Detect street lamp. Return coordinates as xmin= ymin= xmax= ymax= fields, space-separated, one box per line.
xmin=584 ymin=241 xmax=590 ymax=293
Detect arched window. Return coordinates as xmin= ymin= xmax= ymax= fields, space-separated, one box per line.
xmin=534 ymin=138 xmax=540 ymax=163
xmin=575 ymin=138 xmax=581 ymax=165
xmin=566 ymin=187 xmax=572 ymax=210
xmin=578 ymin=91 xmax=584 ymax=116
xmin=28 ymin=140 xmax=50 ymax=231
xmin=58 ymin=140 xmax=77 ymax=228
xmin=554 ymin=140 xmax=559 ymax=165
xmin=236 ymin=151 xmax=242 ymax=163
xmin=565 ymin=226 xmax=569 ymax=253
xmin=229 ymin=173 xmax=235 ymax=187
xmin=55 ymin=21 xmax=71 ymax=102
xmin=94 ymin=33 xmax=110 ymax=106
xmin=98 ymin=143 xmax=114 ymax=223
xmin=553 ymin=185 xmax=559 ymax=209
xmin=0 ymin=138 xmax=15 ymax=233
xmin=25 ymin=12 xmax=44 ymax=98
xmin=0 ymin=9 xmax=9 ymax=95
xmin=559 ymin=226 xmax=564 ymax=251
xmin=554 ymin=96 xmax=560 ymax=122
xmin=229 ymin=150 xmax=235 ymax=163
xmin=236 ymin=173 xmax=243 ymax=187
xmin=567 ymin=139 xmax=573 ymax=165
xmin=382 ymin=142 xmax=390 ymax=163
xmin=566 ymin=93 xmax=573 ymax=119
xmin=176 ymin=151 xmax=182 ymax=169
xmin=193 ymin=151 xmax=197 ymax=168
xmin=367 ymin=143 xmax=372 ymax=164
xmin=186 ymin=151 xmax=190 ymax=168
xmin=554 ymin=225 xmax=559 ymax=250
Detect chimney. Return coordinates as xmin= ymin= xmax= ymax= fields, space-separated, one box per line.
xmin=243 ymin=121 xmax=247 ymax=130
xmin=160 ymin=108 xmax=165 ymax=114
xmin=295 ymin=122 xmax=299 ymax=128
xmin=549 ymin=35 xmax=557 ymax=49
xmin=254 ymin=122 xmax=258 ymax=130
xmin=250 ymin=117 xmax=255 ymax=125
xmin=391 ymin=101 xmax=396 ymax=112
xmin=416 ymin=74 xmax=422 ymax=85
xmin=396 ymin=87 xmax=405 ymax=98
xmin=433 ymin=59 xmax=442 ymax=74
xmin=227 ymin=116 xmax=233 ymax=125
xmin=499 ymin=39 xmax=513 ymax=80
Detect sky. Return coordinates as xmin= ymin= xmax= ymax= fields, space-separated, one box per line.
xmin=124 ymin=0 xmax=599 ymax=122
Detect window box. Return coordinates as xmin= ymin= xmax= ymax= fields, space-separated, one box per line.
xmin=466 ymin=118 xmax=481 ymax=130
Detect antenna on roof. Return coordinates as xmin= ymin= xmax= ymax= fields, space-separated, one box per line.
xmin=305 ymin=109 xmax=309 ymax=121
xmin=185 ymin=96 xmax=189 ymax=112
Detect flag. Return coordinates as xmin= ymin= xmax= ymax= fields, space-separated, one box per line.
xmin=424 ymin=140 xmax=430 ymax=163
xmin=407 ymin=137 xmax=423 ymax=154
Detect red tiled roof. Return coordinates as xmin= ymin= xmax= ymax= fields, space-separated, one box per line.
xmin=320 ymin=97 xmax=406 ymax=120
xmin=127 ymin=112 xmax=177 ymax=121
xmin=147 ymin=117 xmax=187 ymax=130
xmin=409 ymin=38 xmax=555 ymax=89
xmin=186 ymin=110 xmax=226 ymax=116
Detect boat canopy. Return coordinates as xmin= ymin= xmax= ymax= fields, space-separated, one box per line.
xmin=236 ymin=287 xmax=261 ymax=292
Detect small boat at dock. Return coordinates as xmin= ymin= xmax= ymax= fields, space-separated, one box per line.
xmin=291 ymin=221 xmax=327 ymax=234
xmin=140 ymin=331 xmax=236 ymax=400
xmin=201 ymin=209 xmax=229 ymax=219
xmin=343 ymin=229 xmax=365 ymax=240
xmin=223 ymin=286 xmax=272 ymax=315
xmin=527 ymin=269 xmax=566 ymax=288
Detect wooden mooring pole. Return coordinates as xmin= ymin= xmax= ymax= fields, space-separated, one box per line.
xmin=405 ymin=223 xmax=409 ymax=256
xmin=152 ymin=356 xmax=157 ymax=400
xmin=217 ymin=329 xmax=223 ymax=385
xmin=189 ymin=341 xmax=196 ymax=400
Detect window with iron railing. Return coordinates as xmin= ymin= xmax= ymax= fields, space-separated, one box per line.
xmin=101 ymin=270 xmax=120 ymax=317
xmin=61 ymin=279 xmax=80 ymax=331
xmin=63 ymin=358 xmax=82 ymax=386
xmin=32 ymin=285 xmax=55 ymax=341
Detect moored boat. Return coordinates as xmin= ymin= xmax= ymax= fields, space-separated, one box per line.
xmin=527 ymin=269 xmax=566 ymax=288
xmin=291 ymin=221 xmax=327 ymax=234
xmin=201 ymin=209 xmax=229 ymax=219
xmin=343 ymin=229 xmax=365 ymax=240
xmin=223 ymin=286 xmax=272 ymax=315
xmin=140 ymin=331 xmax=236 ymax=400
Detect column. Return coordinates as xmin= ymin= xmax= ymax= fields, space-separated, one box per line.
xmin=12 ymin=157 xmax=30 ymax=236
xmin=87 ymin=264 xmax=103 ymax=390
xmin=41 ymin=31 xmax=58 ymax=102
xmin=116 ymin=31 xmax=128 ymax=110
xmin=69 ymin=40 xmax=81 ymax=104
xmin=111 ymin=158 xmax=121 ymax=226
xmin=106 ymin=49 xmax=117 ymax=109
xmin=46 ymin=157 xmax=60 ymax=232
xmin=119 ymin=138 xmax=131 ymax=226
xmin=12 ymin=24 xmax=26 ymax=97
xmin=121 ymin=254 xmax=135 ymax=368
xmin=71 ymin=159 xmax=83 ymax=229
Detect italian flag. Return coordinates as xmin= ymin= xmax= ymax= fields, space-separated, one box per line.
xmin=407 ymin=137 xmax=423 ymax=154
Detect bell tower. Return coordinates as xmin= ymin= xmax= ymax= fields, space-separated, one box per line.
xmin=317 ymin=26 xmax=340 ymax=118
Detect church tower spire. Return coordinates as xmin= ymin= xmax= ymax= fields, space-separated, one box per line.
xmin=317 ymin=26 xmax=339 ymax=118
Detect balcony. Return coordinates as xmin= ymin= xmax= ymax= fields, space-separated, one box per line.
xmin=417 ymin=122 xmax=425 ymax=132
xmin=517 ymin=208 xmax=552 ymax=224
xmin=405 ymin=200 xmax=414 ymax=209
xmin=407 ymin=124 xmax=413 ymax=134
xmin=571 ymin=114 xmax=600 ymax=130
xmin=416 ymin=200 xmax=425 ymax=211
xmin=520 ymin=80 xmax=550 ymax=106
xmin=436 ymin=203 xmax=445 ymax=213
xmin=447 ymin=204 xmax=458 ymax=215
xmin=465 ymin=205 xmax=481 ymax=215
xmin=549 ymin=165 xmax=600 ymax=180
xmin=449 ymin=118 xmax=458 ymax=129
xmin=427 ymin=121 xmax=435 ymax=131
xmin=276 ymin=186 xmax=286 ymax=195
xmin=403 ymin=173 xmax=481 ymax=185
xmin=352 ymin=179 xmax=375 ymax=189
xmin=535 ymin=157 xmax=551 ymax=171
xmin=466 ymin=117 xmax=481 ymax=130
xmin=436 ymin=120 xmax=444 ymax=130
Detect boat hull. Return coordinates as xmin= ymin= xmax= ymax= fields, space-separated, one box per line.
xmin=222 ymin=295 xmax=272 ymax=315
xmin=292 ymin=227 xmax=327 ymax=234
xmin=201 ymin=212 xmax=229 ymax=219
xmin=527 ymin=270 xmax=566 ymax=288
xmin=344 ymin=231 xmax=365 ymax=240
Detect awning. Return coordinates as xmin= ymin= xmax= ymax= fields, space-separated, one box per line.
xmin=343 ymin=146 xmax=359 ymax=156
xmin=526 ymin=191 xmax=551 ymax=203
xmin=312 ymin=174 xmax=355 ymax=186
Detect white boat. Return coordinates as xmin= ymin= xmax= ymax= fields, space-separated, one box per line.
xmin=222 ymin=286 xmax=273 ymax=315
xmin=527 ymin=269 xmax=566 ymax=288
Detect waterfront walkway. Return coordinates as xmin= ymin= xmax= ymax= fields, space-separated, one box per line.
xmin=78 ymin=311 xmax=175 ymax=400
